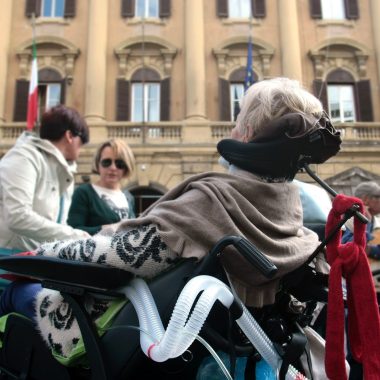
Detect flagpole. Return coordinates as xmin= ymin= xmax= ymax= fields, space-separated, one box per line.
xmin=26 ymin=13 xmax=39 ymax=131
xmin=141 ymin=7 xmax=146 ymax=141
xmin=32 ymin=13 xmax=40 ymax=130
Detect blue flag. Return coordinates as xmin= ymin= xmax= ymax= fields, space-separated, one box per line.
xmin=244 ymin=36 xmax=254 ymax=92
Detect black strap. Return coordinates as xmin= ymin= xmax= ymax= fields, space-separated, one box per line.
xmin=227 ymin=311 xmax=237 ymax=378
xmin=244 ymin=354 xmax=257 ymax=380
xmin=279 ymin=326 xmax=307 ymax=380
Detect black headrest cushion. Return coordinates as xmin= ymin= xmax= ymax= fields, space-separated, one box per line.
xmin=217 ymin=113 xmax=341 ymax=179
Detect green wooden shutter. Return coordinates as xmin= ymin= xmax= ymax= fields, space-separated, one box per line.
xmin=356 ymin=80 xmax=373 ymax=121
xmin=345 ymin=0 xmax=359 ymax=20
xmin=217 ymin=0 xmax=228 ymax=18
xmin=13 ymin=80 xmax=29 ymax=121
xmin=116 ymin=79 xmax=130 ymax=121
xmin=252 ymin=0 xmax=266 ymax=18
xmin=309 ymin=0 xmax=322 ymax=19
xmin=160 ymin=78 xmax=170 ymax=121
xmin=219 ymin=78 xmax=231 ymax=121
xmin=159 ymin=0 xmax=171 ymax=17
xmin=25 ymin=0 xmax=41 ymax=17
xmin=121 ymin=0 xmax=135 ymax=17
xmin=64 ymin=0 xmax=76 ymax=17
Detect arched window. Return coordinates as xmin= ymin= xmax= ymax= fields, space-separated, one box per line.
xmin=131 ymin=68 xmax=160 ymax=122
xmin=313 ymin=68 xmax=373 ymax=122
xmin=38 ymin=68 xmax=65 ymax=116
xmin=326 ymin=69 xmax=356 ymax=123
xmin=219 ymin=68 xmax=258 ymax=121
xmin=310 ymin=38 xmax=373 ymax=122
xmin=116 ymin=68 xmax=170 ymax=122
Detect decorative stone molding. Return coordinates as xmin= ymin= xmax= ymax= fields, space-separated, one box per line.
xmin=309 ymin=38 xmax=370 ymax=80
xmin=114 ymin=36 xmax=177 ymax=79
xmin=16 ymin=36 xmax=80 ymax=82
xmin=212 ymin=37 xmax=274 ymax=80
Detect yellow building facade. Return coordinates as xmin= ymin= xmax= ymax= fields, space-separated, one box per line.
xmin=0 ymin=0 xmax=380 ymax=211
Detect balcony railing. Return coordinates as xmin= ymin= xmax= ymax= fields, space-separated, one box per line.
xmin=1 ymin=121 xmax=380 ymax=147
xmin=335 ymin=122 xmax=380 ymax=142
xmin=107 ymin=122 xmax=182 ymax=144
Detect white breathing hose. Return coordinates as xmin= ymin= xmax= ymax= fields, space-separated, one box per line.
xmin=119 ymin=275 xmax=308 ymax=379
xmin=121 ymin=276 xmax=234 ymax=362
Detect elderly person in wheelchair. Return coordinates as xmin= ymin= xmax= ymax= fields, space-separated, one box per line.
xmin=0 ymin=77 xmax=342 ymax=380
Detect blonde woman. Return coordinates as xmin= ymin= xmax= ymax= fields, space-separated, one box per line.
xmin=67 ymin=139 xmax=136 ymax=235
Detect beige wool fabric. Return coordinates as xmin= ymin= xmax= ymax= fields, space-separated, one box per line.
xmin=119 ymin=169 xmax=320 ymax=307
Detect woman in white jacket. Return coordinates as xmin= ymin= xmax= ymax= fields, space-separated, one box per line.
xmin=0 ymin=105 xmax=90 ymax=253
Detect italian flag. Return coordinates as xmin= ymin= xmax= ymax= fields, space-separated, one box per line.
xmin=26 ymin=42 xmax=38 ymax=130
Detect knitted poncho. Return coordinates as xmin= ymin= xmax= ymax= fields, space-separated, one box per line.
xmin=118 ymin=169 xmax=320 ymax=307
xmin=34 ymin=168 xmax=321 ymax=358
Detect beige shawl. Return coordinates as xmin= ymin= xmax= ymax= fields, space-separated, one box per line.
xmin=119 ymin=169 xmax=320 ymax=307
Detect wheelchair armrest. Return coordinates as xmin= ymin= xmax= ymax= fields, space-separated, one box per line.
xmin=0 ymin=256 xmax=133 ymax=290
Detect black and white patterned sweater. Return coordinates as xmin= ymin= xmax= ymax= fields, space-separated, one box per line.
xmin=34 ymin=224 xmax=177 ymax=358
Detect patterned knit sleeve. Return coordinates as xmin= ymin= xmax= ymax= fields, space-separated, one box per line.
xmin=35 ymin=224 xmax=178 ymax=279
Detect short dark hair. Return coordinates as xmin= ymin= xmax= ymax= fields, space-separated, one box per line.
xmin=39 ymin=105 xmax=89 ymax=144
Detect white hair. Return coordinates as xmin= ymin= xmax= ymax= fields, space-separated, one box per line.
xmin=354 ymin=181 xmax=380 ymax=199
xmin=236 ymin=78 xmax=324 ymax=141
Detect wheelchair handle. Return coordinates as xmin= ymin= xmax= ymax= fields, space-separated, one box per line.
xmin=210 ymin=236 xmax=278 ymax=279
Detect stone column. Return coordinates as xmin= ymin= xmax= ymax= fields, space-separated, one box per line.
xmin=0 ymin=0 xmax=13 ymax=121
xmin=184 ymin=0 xmax=206 ymax=119
xmin=370 ymin=0 xmax=380 ymax=87
xmin=84 ymin=0 xmax=108 ymax=121
xmin=278 ymin=0 xmax=303 ymax=81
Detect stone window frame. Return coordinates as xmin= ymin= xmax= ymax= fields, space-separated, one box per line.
xmin=114 ymin=36 xmax=177 ymax=80
xmin=16 ymin=36 xmax=80 ymax=85
xmin=213 ymin=36 xmax=274 ymax=80
xmin=309 ymin=37 xmax=369 ymax=81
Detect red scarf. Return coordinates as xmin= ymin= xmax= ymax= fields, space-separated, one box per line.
xmin=325 ymin=194 xmax=380 ymax=379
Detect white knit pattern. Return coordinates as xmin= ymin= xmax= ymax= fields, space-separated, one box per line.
xmin=34 ymin=224 xmax=177 ymax=357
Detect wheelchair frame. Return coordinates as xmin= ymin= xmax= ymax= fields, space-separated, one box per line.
xmin=0 ymin=164 xmax=370 ymax=380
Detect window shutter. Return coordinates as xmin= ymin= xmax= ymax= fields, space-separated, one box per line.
xmin=121 ymin=0 xmax=135 ymax=17
xmin=252 ymin=0 xmax=266 ymax=18
xmin=60 ymin=78 xmax=67 ymax=104
xmin=217 ymin=0 xmax=228 ymax=18
xmin=64 ymin=0 xmax=76 ymax=17
xmin=313 ymin=80 xmax=328 ymax=113
xmin=356 ymin=80 xmax=373 ymax=121
xmin=159 ymin=0 xmax=171 ymax=18
xmin=116 ymin=79 xmax=130 ymax=121
xmin=309 ymin=0 xmax=322 ymax=19
xmin=219 ymin=79 xmax=231 ymax=121
xmin=13 ymin=80 xmax=29 ymax=121
xmin=345 ymin=0 xmax=359 ymax=20
xmin=25 ymin=0 xmax=41 ymax=17
xmin=160 ymin=78 xmax=170 ymax=121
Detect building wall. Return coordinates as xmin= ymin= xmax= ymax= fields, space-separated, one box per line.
xmin=0 ymin=0 xmax=379 ymax=196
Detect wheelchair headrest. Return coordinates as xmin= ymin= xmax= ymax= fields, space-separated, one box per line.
xmin=217 ymin=113 xmax=341 ymax=180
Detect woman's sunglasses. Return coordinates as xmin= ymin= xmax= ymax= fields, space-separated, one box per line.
xmin=100 ymin=158 xmax=127 ymax=170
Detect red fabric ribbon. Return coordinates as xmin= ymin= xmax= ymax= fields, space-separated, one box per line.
xmin=325 ymin=194 xmax=380 ymax=380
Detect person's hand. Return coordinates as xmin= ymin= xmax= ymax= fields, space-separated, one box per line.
xmin=100 ymin=223 xmax=120 ymax=235
xmin=14 ymin=251 xmax=36 ymax=257
xmin=76 ymin=230 xmax=91 ymax=238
